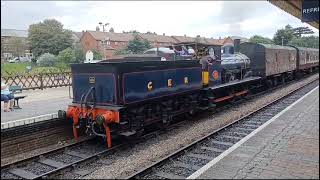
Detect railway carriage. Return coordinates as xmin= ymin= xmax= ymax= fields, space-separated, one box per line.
xmin=292 ymin=46 xmax=319 ymax=72
xmin=239 ymin=43 xmax=297 ymax=86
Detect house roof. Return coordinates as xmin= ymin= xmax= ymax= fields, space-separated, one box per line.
xmin=205 ymin=38 xmax=224 ymax=46
xmin=171 ymin=35 xmax=196 ymax=43
xmin=87 ymin=30 xmax=134 ymax=42
xmin=1 ymin=29 xmax=28 ymax=38
xmin=74 ymin=32 xmax=84 ymax=39
xmin=138 ymin=33 xmax=177 ymax=43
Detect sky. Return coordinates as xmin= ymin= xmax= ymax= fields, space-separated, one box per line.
xmin=1 ymin=1 xmax=319 ymax=39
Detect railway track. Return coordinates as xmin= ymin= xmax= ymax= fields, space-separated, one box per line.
xmin=1 ymin=75 xmax=318 ymax=179
xmin=1 ymin=118 xmax=74 ymax=159
xmin=0 ymin=118 xmax=188 ymax=179
xmin=126 ymin=79 xmax=319 ymax=179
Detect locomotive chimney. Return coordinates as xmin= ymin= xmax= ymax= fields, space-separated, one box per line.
xmin=234 ymin=39 xmax=240 ymax=53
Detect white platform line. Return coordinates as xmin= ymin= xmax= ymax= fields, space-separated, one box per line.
xmin=187 ymin=85 xmax=319 ymax=179
xmin=1 ymin=113 xmax=58 ymax=130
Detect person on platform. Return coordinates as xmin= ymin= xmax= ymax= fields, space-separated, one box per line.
xmin=1 ymin=80 xmax=14 ymax=112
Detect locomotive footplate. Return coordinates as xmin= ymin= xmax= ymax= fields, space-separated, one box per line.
xmin=207 ymin=76 xmax=261 ymax=91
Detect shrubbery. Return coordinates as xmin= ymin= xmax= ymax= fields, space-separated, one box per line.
xmin=37 ymin=53 xmax=57 ymax=67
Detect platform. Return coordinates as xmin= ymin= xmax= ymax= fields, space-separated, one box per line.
xmin=1 ymin=87 xmax=71 ymax=129
xmin=188 ymin=86 xmax=319 ymax=179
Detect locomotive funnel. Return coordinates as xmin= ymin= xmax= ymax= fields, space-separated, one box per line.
xmin=234 ymin=39 xmax=240 ymax=53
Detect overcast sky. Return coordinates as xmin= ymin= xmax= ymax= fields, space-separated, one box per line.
xmin=1 ymin=1 xmax=319 ymax=39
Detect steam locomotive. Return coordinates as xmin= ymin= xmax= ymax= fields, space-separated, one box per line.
xmin=58 ymin=40 xmax=319 ymax=148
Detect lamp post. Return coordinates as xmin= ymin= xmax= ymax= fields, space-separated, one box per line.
xmin=98 ymin=22 xmax=110 ymax=32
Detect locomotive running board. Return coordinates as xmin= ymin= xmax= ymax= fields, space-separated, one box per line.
xmin=207 ymin=76 xmax=261 ymax=91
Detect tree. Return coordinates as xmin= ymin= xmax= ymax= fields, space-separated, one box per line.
xmin=249 ymin=35 xmax=274 ymax=44
xmin=292 ymin=27 xmax=314 ymax=37
xmin=289 ymin=36 xmax=319 ymax=48
xmin=73 ymin=43 xmax=85 ymax=63
xmin=37 ymin=53 xmax=57 ymax=67
xmin=57 ymin=47 xmax=76 ymax=64
xmin=92 ymin=49 xmax=103 ymax=60
xmin=109 ymin=27 xmax=114 ymax=32
xmin=273 ymin=25 xmax=294 ymax=45
xmin=126 ymin=35 xmax=152 ymax=54
xmin=28 ymin=19 xmax=73 ymax=58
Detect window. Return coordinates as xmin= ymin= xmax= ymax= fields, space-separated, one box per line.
xmin=115 ymin=42 xmax=118 ymax=45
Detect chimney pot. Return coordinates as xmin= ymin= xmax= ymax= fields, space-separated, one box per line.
xmin=184 ymin=34 xmax=186 ymax=37
xmin=163 ymin=33 xmax=165 ymax=36
xmin=234 ymin=39 xmax=241 ymax=53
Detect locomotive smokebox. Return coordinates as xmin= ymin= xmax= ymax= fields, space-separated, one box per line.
xmin=234 ymin=39 xmax=241 ymax=53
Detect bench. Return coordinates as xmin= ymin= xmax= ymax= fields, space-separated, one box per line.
xmin=9 ymin=85 xmax=27 ymax=109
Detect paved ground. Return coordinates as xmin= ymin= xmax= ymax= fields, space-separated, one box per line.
xmin=1 ymin=87 xmax=72 ymax=123
xmin=194 ymin=87 xmax=319 ymax=179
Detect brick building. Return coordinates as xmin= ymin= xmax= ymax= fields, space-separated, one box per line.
xmin=138 ymin=33 xmax=177 ymax=47
xmin=80 ymin=31 xmax=135 ymax=58
xmin=80 ymin=30 xmax=243 ymax=59
xmin=1 ymin=29 xmax=31 ymax=61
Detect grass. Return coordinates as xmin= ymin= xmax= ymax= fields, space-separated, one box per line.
xmin=1 ymin=62 xmax=70 ymax=76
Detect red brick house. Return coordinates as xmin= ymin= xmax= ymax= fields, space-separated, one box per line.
xmin=138 ymin=33 xmax=177 ymax=47
xmin=80 ymin=31 xmax=134 ymax=59
xmin=81 ymin=30 xmax=235 ymax=59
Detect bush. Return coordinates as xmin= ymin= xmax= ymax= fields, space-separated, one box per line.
xmin=92 ymin=49 xmax=103 ymax=60
xmin=114 ymin=48 xmax=130 ymax=55
xmin=57 ymin=47 xmax=76 ymax=64
xmin=37 ymin=53 xmax=57 ymax=67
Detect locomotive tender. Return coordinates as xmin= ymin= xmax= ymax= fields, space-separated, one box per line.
xmin=58 ymin=42 xmax=319 ymax=148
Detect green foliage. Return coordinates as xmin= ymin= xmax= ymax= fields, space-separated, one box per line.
xmin=126 ymin=35 xmax=152 ymax=54
xmin=273 ymin=24 xmax=318 ymax=48
xmin=273 ymin=25 xmax=294 ymax=45
xmin=1 ymin=62 xmax=68 ymax=76
xmin=249 ymin=35 xmax=274 ymax=44
xmin=37 ymin=53 xmax=57 ymax=67
xmin=114 ymin=48 xmax=130 ymax=55
xmin=292 ymin=27 xmax=314 ymax=37
xmin=28 ymin=19 xmax=73 ymax=58
xmin=57 ymin=47 xmax=76 ymax=64
xmin=289 ymin=36 xmax=319 ymax=48
xmin=57 ymin=43 xmax=85 ymax=65
xmin=1 ymin=62 xmax=31 ymax=75
xmin=92 ymin=49 xmax=103 ymax=60
xmin=73 ymin=43 xmax=85 ymax=63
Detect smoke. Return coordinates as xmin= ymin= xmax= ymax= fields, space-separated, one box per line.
xmin=219 ymin=1 xmax=264 ymax=37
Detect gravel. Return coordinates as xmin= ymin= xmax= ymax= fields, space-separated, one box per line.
xmin=22 ymin=162 xmax=55 ymax=175
xmin=82 ymin=75 xmax=318 ymax=179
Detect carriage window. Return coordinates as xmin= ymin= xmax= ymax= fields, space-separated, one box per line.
xmin=306 ymin=53 xmax=310 ymax=61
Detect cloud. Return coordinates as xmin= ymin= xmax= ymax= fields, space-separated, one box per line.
xmin=1 ymin=1 xmax=318 ymax=39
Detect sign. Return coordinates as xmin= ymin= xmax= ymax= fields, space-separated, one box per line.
xmin=302 ymin=0 xmax=319 ymax=22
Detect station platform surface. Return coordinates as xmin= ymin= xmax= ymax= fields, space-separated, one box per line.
xmin=189 ymin=86 xmax=319 ymax=179
xmin=1 ymin=87 xmax=71 ymax=126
